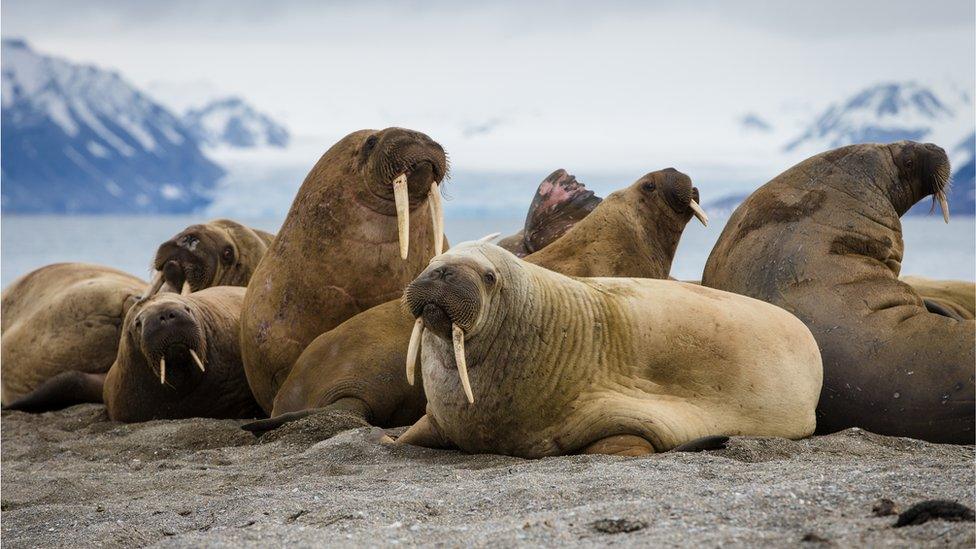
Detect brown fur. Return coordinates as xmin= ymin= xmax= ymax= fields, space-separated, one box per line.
xmin=240 ymin=128 xmax=448 ymax=413
xmin=702 ymin=141 xmax=974 ymax=444
xmin=104 ymin=287 xmax=262 ymax=422
xmin=902 ymin=276 xmax=975 ymax=320
xmin=1 ymin=263 xmax=144 ymax=403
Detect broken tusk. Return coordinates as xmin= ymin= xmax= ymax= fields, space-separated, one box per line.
xmin=393 ymin=173 xmax=410 ymax=259
xmin=189 ymin=349 xmax=206 ymax=373
xmin=689 ymin=199 xmax=709 ymax=226
xmin=429 ymin=181 xmax=444 ymax=255
xmin=477 ymin=232 xmax=501 ymax=243
xmin=159 ymin=358 xmax=166 ymax=385
xmin=938 ymin=192 xmax=950 ymax=224
xmin=406 ymin=317 xmax=424 ymax=386
xmin=452 ymin=323 xmax=474 ymax=404
xmin=181 ymin=281 xmax=191 ymax=295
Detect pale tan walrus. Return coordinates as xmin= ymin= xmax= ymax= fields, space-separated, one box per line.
xmin=901 ymin=276 xmax=975 ymax=320
xmin=397 ymin=242 xmax=823 ymax=457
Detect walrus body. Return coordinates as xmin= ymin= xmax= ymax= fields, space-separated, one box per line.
xmin=241 ymin=128 xmax=448 ymax=413
xmin=702 ymin=142 xmax=974 ymax=444
xmin=398 ymin=242 xmax=822 ymax=457
xmin=246 ymin=169 xmax=707 ymax=432
xmin=103 ymin=287 xmax=262 ymax=422
xmin=1 ymin=263 xmax=144 ymax=404
xmin=902 ymin=276 xmax=975 ymax=320
xmin=148 ymin=219 xmax=275 ymax=295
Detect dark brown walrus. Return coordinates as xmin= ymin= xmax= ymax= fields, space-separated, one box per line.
xmin=243 ymin=168 xmax=706 ymax=432
xmin=1 ymin=264 xmax=145 ymax=405
xmin=241 ymin=128 xmax=449 ymax=413
xmin=496 ymin=169 xmax=602 ymax=257
xmin=147 ymin=218 xmax=275 ymax=295
xmin=702 ymin=141 xmax=974 ymax=444
xmin=103 ymin=287 xmax=262 ymax=422
xmin=3 ymin=219 xmax=273 ymax=413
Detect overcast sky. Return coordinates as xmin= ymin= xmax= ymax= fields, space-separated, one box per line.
xmin=3 ymin=0 xmax=974 ymax=174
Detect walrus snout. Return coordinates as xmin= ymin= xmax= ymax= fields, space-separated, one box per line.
xmin=404 ymin=265 xmax=482 ymax=337
xmin=654 ymin=168 xmax=708 ymax=226
xmin=138 ymin=303 xmax=207 ymax=385
xmin=153 ymin=229 xmax=219 ymax=294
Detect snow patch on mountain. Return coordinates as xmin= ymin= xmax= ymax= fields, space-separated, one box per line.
xmin=183 ymin=97 xmax=289 ymax=149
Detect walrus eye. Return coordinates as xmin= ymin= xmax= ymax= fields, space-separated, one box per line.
xmin=484 ymin=271 xmax=496 ymax=285
xmin=642 ymin=182 xmax=656 ymax=192
xmin=221 ymin=246 xmax=235 ymax=264
xmin=363 ymin=135 xmax=378 ymax=156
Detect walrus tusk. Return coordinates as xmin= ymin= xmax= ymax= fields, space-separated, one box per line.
xmin=143 ymin=272 xmax=165 ymax=300
xmin=689 ymin=199 xmax=709 ymax=226
xmin=393 ymin=173 xmax=410 ymax=259
xmin=937 ymin=192 xmax=950 ymax=224
xmin=181 ymin=281 xmax=191 ymax=295
xmin=406 ymin=317 xmax=424 ymax=386
xmin=477 ymin=232 xmax=501 ymax=243
xmin=159 ymin=358 xmax=166 ymax=385
xmin=189 ymin=349 xmax=206 ymax=373
xmin=452 ymin=323 xmax=474 ymax=404
xmin=429 ymin=182 xmax=444 ymax=255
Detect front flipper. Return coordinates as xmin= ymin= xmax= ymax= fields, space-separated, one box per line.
xmin=581 ymin=435 xmax=655 ymax=456
xmin=396 ymin=414 xmax=455 ymax=449
xmin=672 ymin=435 xmax=730 ymax=452
xmin=241 ymin=397 xmax=371 ymax=434
xmin=3 ymin=371 xmax=106 ymax=413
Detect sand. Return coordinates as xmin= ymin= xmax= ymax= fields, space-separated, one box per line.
xmin=2 ymin=405 xmax=973 ymax=547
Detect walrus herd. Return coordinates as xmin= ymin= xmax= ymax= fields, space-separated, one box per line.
xmin=2 ymin=128 xmax=973 ymax=456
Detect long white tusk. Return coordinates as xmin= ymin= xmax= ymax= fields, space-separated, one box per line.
xmin=159 ymin=358 xmax=166 ymax=385
xmin=689 ymin=199 xmax=709 ymax=226
xmin=477 ymin=232 xmax=501 ymax=243
xmin=429 ymin=181 xmax=444 ymax=255
xmin=181 ymin=281 xmax=191 ymax=295
xmin=938 ymin=192 xmax=950 ymax=224
xmin=393 ymin=173 xmax=410 ymax=259
xmin=189 ymin=349 xmax=206 ymax=373
xmin=143 ymin=272 xmax=165 ymax=300
xmin=405 ymin=317 xmax=424 ymax=386
xmin=452 ymin=323 xmax=474 ymax=404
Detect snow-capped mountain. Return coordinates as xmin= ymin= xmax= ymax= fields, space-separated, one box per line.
xmin=1 ymin=39 xmax=224 ymax=213
xmin=183 ymin=97 xmax=289 ymax=149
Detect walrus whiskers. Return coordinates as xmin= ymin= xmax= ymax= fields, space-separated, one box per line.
xmin=159 ymin=358 xmax=166 ymax=385
xmin=429 ymin=182 xmax=444 ymax=255
xmin=452 ymin=323 xmax=474 ymax=404
xmin=189 ymin=349 xmax=206 ymax=373
xmin=393 ymin=173 xmax=410 ymax=259
xmin=689 ymin=199 xmax=709 ymax=226
xmin=406 ymin=317 xmax=424 ymax=386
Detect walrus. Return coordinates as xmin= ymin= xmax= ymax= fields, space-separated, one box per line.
xmin=901 ymin=276 xmax=975 ymax=320
xmin=496 ymin=169 xmax=602 ymax=257
xmin=241 ymin=128 xmax=449 ymax=413
xmin=101 ymin=287 xmax=262 ymax=421
xmin=395 ymin=242 xmax=822 ymax=457
xmin=701 ymin=141 xmax=974 ymax=444
xmin=1 ymin=263 xmax=145 ymax=405
xmin=243 ymin=168 xmax=707 ymax=432
xmin=146 ymin=218 xmax=275 ymax=296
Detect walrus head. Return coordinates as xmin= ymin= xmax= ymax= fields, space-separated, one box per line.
xmin=625 ymin=167 xmax=707 ymax=227
xmin=124 ymin=294 xmax=208 ymax=388
xmin=403 ymin=240 xmax=516 ymax=404
xmin=356 ymin=127 xmax=449 ymax=259
xmin=145 ymin=219 xmax=272 ymax=298
xmin=887 ymin=141 xmax=952 ymax=222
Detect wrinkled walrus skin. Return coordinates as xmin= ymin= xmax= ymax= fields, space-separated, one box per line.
xmin=241 ymin=128 xmax=449 ymax=413
xmin=1 ymin=263 xmax=144 ymax=405
xmin=702 ymin=141 xmax=974 ymax=444
xmin=148 ymin=219 xmax=275 ymax=295
xmin=397 ymin=242 xmax=822 ymax=458
xmin=245 ymin=169 xmax=704 ymax=432
xmin=103 ymin=287 xmax=263 ymax=422
xmin=902 ymin=276 xmax=975 ymax=320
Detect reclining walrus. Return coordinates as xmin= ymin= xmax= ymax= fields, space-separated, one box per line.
xmin=244 ymin=168 xmax=708 ymax=432
xmin=396 ymin=241 xmax=823 ymax=457
xmin=702 ymin=141 xmax=974 ymax=444
xmin=901 ymin=276 xmax=975 ymax=320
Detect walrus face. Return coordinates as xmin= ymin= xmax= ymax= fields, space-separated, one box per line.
xmin=887 ymin=141 xmax=952 ymax=222
xmin=357 ymin=127 xmax=449 ymax=259
xmin=403 ymin=242 xmax=510 ymax=403
xmin=125 ymin=295 xmax=208 ymax=388
xmin=627 ymin=168 xmax=708 ymax=227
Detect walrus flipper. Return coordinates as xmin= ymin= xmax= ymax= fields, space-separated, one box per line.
xmin=671 ymin=435 xmax=730 ymax=452
xmin=922 ymin=298 xmax=965 ymax=320
xmin=3 ymin=371 xmax=106 ymax=413
xmin=241 ymin=397 xmax=372 ymax=434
